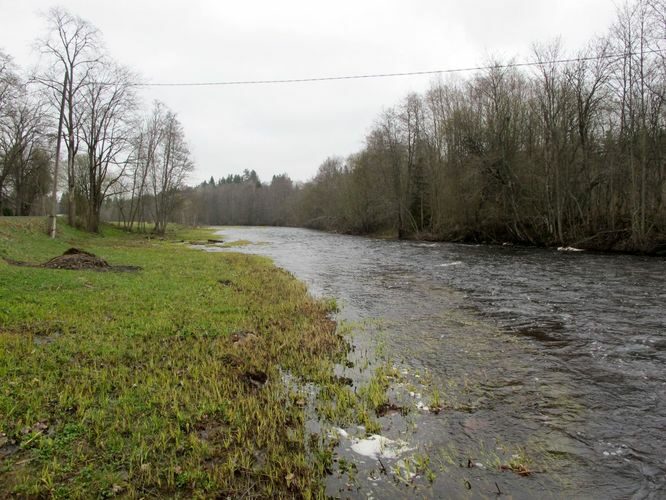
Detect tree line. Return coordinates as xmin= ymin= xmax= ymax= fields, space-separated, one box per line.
xmin=158 ymin=169 xmax=298 ymax=227
xmin=0 ymin=8 xmax=193 ymax=234
xmin=4 ymin=2 xmax=665 ymax=252
xmin=182 ymin=0 xmax=666 ymax=253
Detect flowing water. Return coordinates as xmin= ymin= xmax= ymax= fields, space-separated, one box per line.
xmin=205 ymin=227 xmax=665 ymax=499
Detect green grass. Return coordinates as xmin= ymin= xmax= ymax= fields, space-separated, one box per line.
xmin=0 ymin=217 xmax=366 ymax=498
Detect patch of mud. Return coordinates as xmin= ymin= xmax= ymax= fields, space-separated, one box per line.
xmin=188 ymin=240 xmax=224 ymax=246
xmin=5 ymin=248 xmax=141 ymax=272
xmin=243 ymin=370 xmax=268 ymax=389
xmin=230 ymin=330 xmax=259 ymax=350
xmin=375 ymin=402 xmax=406 ymax=417
xmin=0 ymin=432 xmax=19 ymax=458
xmin=218 ymin=279 xmax=242 ymax=291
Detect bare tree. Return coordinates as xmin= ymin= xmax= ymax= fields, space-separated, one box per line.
xmin=399 ymin=93 xmax=427 ymax=233
xmin=125 ymin=101 xmax=168 ymax=231
xmin=0 ymin=92 xmax=49 ymax=215
xmin=0 ymin=50 xmax=18 ymax=117
xmin=0 ymin=50 xmax=20 ymax=214
xmin=37 ymin=7 xmax=102 ymax=228
xmin=609 ymin=0 xmax=665 ymax=245
xmin=531 ymin=41 xmax=579 ymax=244
xmin=150 ymin=108 xmax=193 ymax=234
xmin=78 ymin=62 xmax=136 ymax=232
xmin=376 ymin=109 xmax=408 ymax=237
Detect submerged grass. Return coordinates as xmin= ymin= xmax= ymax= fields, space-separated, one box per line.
xmin=0 ymin=217 xmax=367 ymax=498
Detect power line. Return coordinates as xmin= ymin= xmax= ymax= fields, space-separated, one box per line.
xmin=133 ymin=49 xmax=664 ymax=88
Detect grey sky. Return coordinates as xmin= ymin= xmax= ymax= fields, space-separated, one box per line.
xmin=2 ymin=0 xmax=619 ymax=184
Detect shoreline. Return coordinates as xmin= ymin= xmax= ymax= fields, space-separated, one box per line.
xmin=289 ymin=224 xmax=666 ymax=257
xmin=0 ymin=217 xmax=401 ymax=497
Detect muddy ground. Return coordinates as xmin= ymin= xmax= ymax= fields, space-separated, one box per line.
xmin=4 ymin=248 xmax=141 ymax=272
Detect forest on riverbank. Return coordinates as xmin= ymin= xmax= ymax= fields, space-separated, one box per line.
xmin=181 ymin=0 xmax=666 ymax=253
xmin=2 ymin=1 xmax=665 ymax=252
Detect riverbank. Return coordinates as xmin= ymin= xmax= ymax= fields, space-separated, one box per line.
xmin=209 ymin=225 xmax=666 ymax=498
xmin=316 ymin=225 xmax=666 ymax=256
xmin=0 ymin=217 xmax=384 ymax=497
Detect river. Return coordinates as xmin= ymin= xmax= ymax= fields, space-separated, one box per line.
xmin=206 ymin=226 xmax=665 ymax=499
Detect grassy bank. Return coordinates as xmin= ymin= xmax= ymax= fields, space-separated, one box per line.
xmin=0 ymin=217 xmax=363 ymax=498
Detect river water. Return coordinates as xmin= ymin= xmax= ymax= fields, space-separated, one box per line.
xmin=208 ymin=227 xmax=665 ymax=499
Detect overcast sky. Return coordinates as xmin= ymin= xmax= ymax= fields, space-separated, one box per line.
xmin=1 ymin=0 xmax=619 ymax=184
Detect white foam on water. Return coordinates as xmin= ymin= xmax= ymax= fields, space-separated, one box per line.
xmin=439 ymin=261 xmax=463 ymax=267
xmin=416 ymin=401 xmax=430 ymax=412
xmin=350 ymin=435 xmax=413 ymax=460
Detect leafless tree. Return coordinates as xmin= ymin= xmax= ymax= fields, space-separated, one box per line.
xmin=37 ymin=7 xmax=102 ymax=228
xmin=0 ymin=50 xmax=19 ymax=213
xmin=150 ymin=108 xmax=193 ymax=234
xmin=78 ymin=62 xmax=136 ymax=232
xmin=205 ymin=0 xmax=663 ymax=252
xmin=0 ymin=50 xmax=19 ymax=117
xmin=124 ymin=101 xmax=168 ymax=231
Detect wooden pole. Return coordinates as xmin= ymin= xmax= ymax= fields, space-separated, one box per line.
xmin=49 ymin=71 xmax=68 ymax=239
